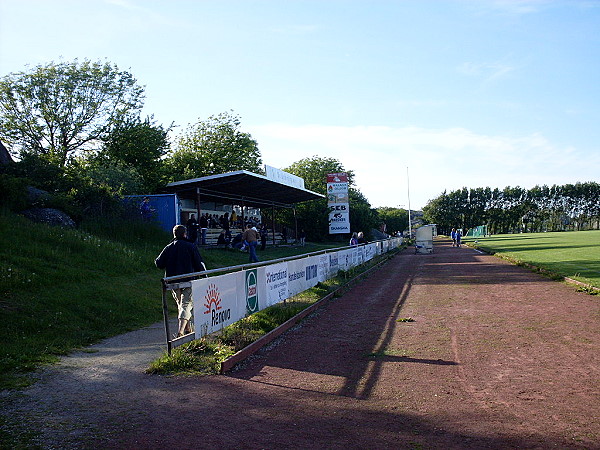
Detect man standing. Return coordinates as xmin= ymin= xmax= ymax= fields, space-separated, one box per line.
xmin=242 ymin=224 xmax=260 ymax=263
xmin=199 ymin=213 xmax=209 ymax=245
xmin=155 ymin=225 xmax=205 ymax=338
xmin=186 ymin=214 xmax=199 ymax=244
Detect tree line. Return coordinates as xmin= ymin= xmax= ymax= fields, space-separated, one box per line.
xmin=423 ymin=182 xmax=600 ymax=236
xmin=0 ymin=58 xmax=406 ymax=240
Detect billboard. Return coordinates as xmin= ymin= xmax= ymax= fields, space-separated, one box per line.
xmin=327 ymin=173 xmax=350 ymax=234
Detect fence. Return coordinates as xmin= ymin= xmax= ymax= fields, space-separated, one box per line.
xmin=161 ymin=237 xmax=403 ymax=353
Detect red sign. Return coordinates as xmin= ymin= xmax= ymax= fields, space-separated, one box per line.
xmin=327 ymin=173 xmax=348 ymax=183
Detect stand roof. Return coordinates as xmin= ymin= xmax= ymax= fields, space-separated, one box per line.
xmin=162 ymin=170 xmax=324 ymax=208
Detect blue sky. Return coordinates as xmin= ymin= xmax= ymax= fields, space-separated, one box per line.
xmin=1 ymin=0 xmax=599 ymax=209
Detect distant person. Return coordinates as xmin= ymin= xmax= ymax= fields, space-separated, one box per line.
xmin=349 ymin=232 xmax=359 ymax=247
xmin=451 ymin=228 xmax=457 ymax=247
xmin=155 ymin=225 xmax=205 ymax=338
xmin=217 ymin=230 xmax=229 ymax=247
xmin=357 ymin=231 xmax=367 ymax=244
xmin=456 ymin=229 xmax=462 ymax=247
xmin=260 ymin=224 xmax=268 ymax=251
xmin=298 ymin=229 xmax=306 ymax=247
xmin=242 ymin=224 xmax=260 ymax=263
xmin=199 ymin=213 xmax=209 ymax=245
xmin=140 ymin=197 xmax=155 ymax=221
xmin=186 ymin=214 xmax=198 ymax=244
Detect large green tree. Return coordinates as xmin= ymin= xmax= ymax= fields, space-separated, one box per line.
xmin=165 ymin=111 xmax=262 ymax=181
xmin=0 ymin=59 xmax=144 ymax=167
xmin=99 ymin=115 xmax=171 ymax=192
xmin=377 ymin=206 xmax=409 ymax=235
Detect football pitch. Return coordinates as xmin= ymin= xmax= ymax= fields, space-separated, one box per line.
xmin=463 ymin=230 xmax=600 ymax=289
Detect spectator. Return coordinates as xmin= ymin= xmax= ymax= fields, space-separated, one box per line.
xmin=186 ymin=214 xmax=198 ymax=244
xmin=199 ymin=213 xmax=209 ymax=245
xmin=155 ymin=225 xmax=205 ymax=338
xmin=242 ymin=224 xmax=260 ymax=263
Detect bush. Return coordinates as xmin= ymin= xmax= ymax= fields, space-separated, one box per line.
xmin=0 ymin=174 xmax=28 ymax=211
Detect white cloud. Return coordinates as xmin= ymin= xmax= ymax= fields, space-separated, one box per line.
xmin=252 ymin=123 xmax=599 ymax=209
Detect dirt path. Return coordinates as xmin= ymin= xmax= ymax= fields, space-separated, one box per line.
xmin=2 ymin=239 xmax=599 ymax=449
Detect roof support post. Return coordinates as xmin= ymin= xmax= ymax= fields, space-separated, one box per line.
xmin=294 ymin=206 xmax=298 ymax=243
xmin=272 ymin=203 xmax=276 ymax=245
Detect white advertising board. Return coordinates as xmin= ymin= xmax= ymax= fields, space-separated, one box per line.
xmin=193 ymin=271 xmax=243 ymax=338
xmin=317 ymin=254 xmax=330 ymax=282
xmin=262 ymin=262 xmax=289 ymax=307
xmin=365 ymin=243 xmax=377 ymax=261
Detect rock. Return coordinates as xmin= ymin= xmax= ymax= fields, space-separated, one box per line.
xmin=21 ymin=208 xmax=76 ymax=228
xmin=26 ymin=186 xmax=52 ymax=205
xmin=0 ymin=141 xmax=14 ymax=165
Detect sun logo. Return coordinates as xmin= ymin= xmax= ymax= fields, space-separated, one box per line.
xmin=203 ymin=283 xmax=222 ymax=315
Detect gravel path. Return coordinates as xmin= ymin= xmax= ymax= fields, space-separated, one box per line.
xmin=2 ymin=239 xmax=599 ymax=449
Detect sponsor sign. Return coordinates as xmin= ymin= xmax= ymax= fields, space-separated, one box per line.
xmin=365 ymin=243 xmax=377 ymax=261
xmin=327 ymin=173 xmax=350 ymax=234
xmin=287 ymin=257 xmax=318 ymax=297
xmin=193 ymin=272 xmax=240 ymax=337
xmin=263 ymin=262 xmax=289 ymax=306
xmin=245 ymin=269 xmax=259 ymax=315
xmin=265 ymin=165 xmax=305 ymax=189
xmin=317 ymin=254 xmax=330 ymax=282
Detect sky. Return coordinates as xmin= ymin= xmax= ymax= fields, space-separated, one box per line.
xmin=1 ymin=0 xmax=599 ymax=210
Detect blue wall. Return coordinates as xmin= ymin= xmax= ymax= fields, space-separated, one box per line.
xmin=124 ymin=194 xmax=180 ymax=233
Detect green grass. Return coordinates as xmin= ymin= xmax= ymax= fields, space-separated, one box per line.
xmin=464 ymin=230 xmax=600 ymax=289
xmin=0 ymin=210 xmax=345 ymax=389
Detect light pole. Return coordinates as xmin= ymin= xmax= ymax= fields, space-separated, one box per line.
xmin=407 ymin=167 xmax=412 ymax=238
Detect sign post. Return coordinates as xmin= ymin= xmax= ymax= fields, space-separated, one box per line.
xmin=327 ymin=173 xmax=350 ymax=234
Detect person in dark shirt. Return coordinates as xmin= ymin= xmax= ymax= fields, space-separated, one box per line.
xmin=155 ymin=225 xmax=205 ymax=337
xmin=186 ymin=214 xmax=199 ymax=244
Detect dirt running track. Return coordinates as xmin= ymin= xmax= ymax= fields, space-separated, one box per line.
xmin=2 ymin=238 xmax=600 ymax=449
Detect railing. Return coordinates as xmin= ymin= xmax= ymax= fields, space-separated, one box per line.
xmin=161 ymin=237 xmax=403 ymax=353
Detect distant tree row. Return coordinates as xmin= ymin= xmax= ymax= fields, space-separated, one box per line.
xmin=423 ymin=182 xmax=600 ymax=235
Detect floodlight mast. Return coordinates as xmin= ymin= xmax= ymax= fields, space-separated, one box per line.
xmin=407 ymin=166 xmax=412 ymax=238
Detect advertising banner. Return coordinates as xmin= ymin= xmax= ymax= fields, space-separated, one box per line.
xmin=317 ymin=254 xmax=330 ymax=282
xmin=262 ymin=262 xmax=289 ymax=307
xmin=327 ymin=173 xmax=350 ymax=234
xmin=287 ymin=257 xmax=318 ymax=297
xmin=245 ymin=269 xmax=260 ymax=315
xmin=365 ymin=243 xmax=377 ymax=261
xmin=192 ymin=272 xmax=242 ymax=338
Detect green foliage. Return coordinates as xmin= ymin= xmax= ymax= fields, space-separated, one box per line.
xmin=165 ymin=111 xmax=262 ymax=181
xmin=424 ymin=182 xmax=600 ymax=235
xmin=282 ymin=156 xmax=376 ymax=241
xmin=0 ymin=59 xmax=144 ymax=167
xmin=0 ymin=173 xmax=28 ymax=211
xmin=377 ymin=206 xmax=409 ymax=234
xmin=99 ymin=115 xmax=172 ymax=192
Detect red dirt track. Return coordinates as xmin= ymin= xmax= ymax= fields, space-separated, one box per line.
xmin=4 ymin=238 xmax=600 ymax=448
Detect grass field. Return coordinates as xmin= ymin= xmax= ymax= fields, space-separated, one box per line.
xmin=463 ymin=230 xmax=600 ymax=290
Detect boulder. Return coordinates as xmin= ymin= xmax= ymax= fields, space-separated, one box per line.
xmin=0 ymin=141 xmax=14 ymax=165
xmin=21 ymin=208 xmax=76 ymax=228
xmin=26 ymin=186 xmax=52 ymax=206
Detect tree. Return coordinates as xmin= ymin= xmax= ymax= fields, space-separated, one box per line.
xmin=377 ymin=206 xmax=409 ymax=235
xmin=283 ymin=156 xmax=376 ymax=241
xmin=165 ymin=111 xmax=262 ymax=181
xmin=99 ymin=115 xmax=171 ymax=192
xmin=0 ymin=59 xmax=144 ymax=167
